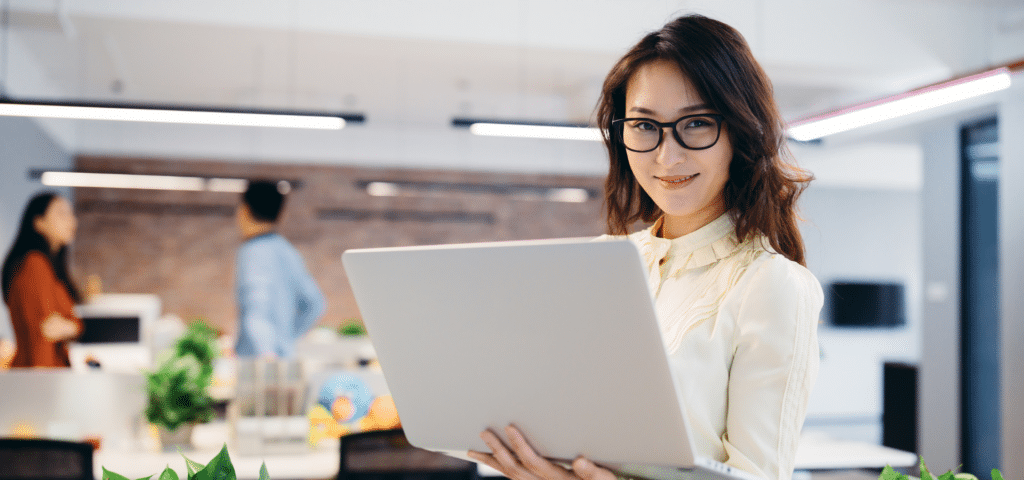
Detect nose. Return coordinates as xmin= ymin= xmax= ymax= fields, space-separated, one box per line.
xmin=653 ymin=126 xmax=686 ymax=167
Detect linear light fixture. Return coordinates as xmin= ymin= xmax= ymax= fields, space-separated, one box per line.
xmin=452 ymin=117 xmax=603 ymax=142
xmin=358 ymin=179 xmax=595 ymax=203
xmin=0 ymin=98 xmax=365 ymax=130
xmin=36 ymin=171 xmax=259 ymax=192
xmin=787 ymin=67 xmax=1014 ymax=142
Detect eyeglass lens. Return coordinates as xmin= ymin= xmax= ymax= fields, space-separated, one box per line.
xmin=619 ymin=115 xmax=721 ymax=152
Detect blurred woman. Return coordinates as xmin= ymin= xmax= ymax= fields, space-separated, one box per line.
xmin=1 ymin=192 xmax=83 ymax=368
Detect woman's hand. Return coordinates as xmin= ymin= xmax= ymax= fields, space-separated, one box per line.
xmin=41 ymin=313 xmax=80 ymax=342
xmin=467 ymin=425 xmax=617 ymax=480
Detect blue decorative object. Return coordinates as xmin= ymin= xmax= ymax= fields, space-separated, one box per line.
xmin=317 ymin=373 xmax=374 ymax=421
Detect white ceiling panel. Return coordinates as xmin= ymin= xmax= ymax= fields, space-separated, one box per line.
xmin=1 ymin=0 xmax=1022 ymax=178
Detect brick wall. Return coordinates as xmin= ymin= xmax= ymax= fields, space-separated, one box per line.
xmin=71 ymin=156 xmax=609 ymax=335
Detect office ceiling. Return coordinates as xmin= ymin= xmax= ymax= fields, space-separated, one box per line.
xmin=3 ymin=0 xmax=1024 ymax=171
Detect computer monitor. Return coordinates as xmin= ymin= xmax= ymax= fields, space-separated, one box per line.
xmin=827 ymin=281 xmax=906 ymax=327
xmin=70 ymin=293 xmax=161 ymax=373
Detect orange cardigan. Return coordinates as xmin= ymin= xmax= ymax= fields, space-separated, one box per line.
xmin=5 ymin=251 xmax=82 ymax=368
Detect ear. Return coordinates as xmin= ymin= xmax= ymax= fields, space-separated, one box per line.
xmin=32 ymin=215 xmax=46 ymax=234
xmin=237 ymin=204 xmax=250 ymax=221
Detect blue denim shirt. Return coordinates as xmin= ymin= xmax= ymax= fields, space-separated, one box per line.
xmin=235 ymin=233 xmax=326 ymax=357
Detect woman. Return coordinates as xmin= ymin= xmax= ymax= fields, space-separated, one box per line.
xmin=1 ymin=192 xmax=83 ymax=368
xmin=468 ymin=14 xmax=821 ymax=480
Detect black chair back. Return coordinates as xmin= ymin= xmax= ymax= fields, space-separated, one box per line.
xmin=0 ymin=438 xmax=94 ymax=480
xmin=339 ymin=428 xmax=479 ymax=480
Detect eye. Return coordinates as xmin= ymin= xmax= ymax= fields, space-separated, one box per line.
xmin=627 ymin=119 xmax=658 ymax=132
xmin=682 ymin=117 xmax=717 ymax=129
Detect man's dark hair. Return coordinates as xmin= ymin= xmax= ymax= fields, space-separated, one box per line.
xmin=242 ymin=180 xmax=286 ymax=223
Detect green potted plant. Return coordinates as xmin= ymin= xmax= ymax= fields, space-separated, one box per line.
xmin=145 ymin=320 xmax=218 ymax=450
xmin=881 ymin=459 xmax=1005 ymax=480
xmin=337 ymin=317 xmax=367 ymax=337
xmin=104 ymin=443 xmax=270 ymax=480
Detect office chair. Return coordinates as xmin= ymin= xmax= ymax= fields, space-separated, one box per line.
xmin=0 ymin=438 xmax=94 ymax=480
xmin=338 ymin=428 xmax=480 ymax=480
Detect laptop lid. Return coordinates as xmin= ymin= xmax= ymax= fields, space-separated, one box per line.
xmin=343 ymin=237 xmax=705 ymax=468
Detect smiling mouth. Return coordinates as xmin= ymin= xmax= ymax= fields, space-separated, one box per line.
xmin=657 ymin=174 xmax=698 ymax=184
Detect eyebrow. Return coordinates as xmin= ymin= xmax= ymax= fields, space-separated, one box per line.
xmin=627 ymin=104 xmax=712 ymax=116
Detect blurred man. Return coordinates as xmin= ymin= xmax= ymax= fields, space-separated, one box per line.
xmin=234 ymin=180 xmax=325 ymax=358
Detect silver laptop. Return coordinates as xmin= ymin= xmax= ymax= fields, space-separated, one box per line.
xmin=342 ymin=238 xmax=762 ymax=480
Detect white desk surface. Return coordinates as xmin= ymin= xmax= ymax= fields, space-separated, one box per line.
xmin=794 ymin=430 xmax=918 ymax=470
xmin=95 ymin=422 xmax=339 ymax=480
xmin=95 ymin=425 xmax=916 ymax=479
xmin=96 ymin=446 xmax=340 ymax=480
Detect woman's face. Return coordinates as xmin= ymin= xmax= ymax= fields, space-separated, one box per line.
xmin=34 ymin=197 xmax=77 ymax=250
xmin=624 ymin=59 xmax=732 ymax=238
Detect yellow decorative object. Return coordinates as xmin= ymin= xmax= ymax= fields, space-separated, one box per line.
xmin=309 ymin=389 xmax=401 ymax=445
xmin=307 ymin=404 xmax=335 ymax=446
xmin=331 ymin=396 xmax=356 ymax=422
xmin=10 ymin=422 xmax=37 ymax=438
xmin=358 ymin=395 xmax=401 ymax=431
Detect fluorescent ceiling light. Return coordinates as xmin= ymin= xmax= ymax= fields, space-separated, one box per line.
xmin=469 ymin=122 xmax=603 ymax=141
xmin=545 ymin=187 xmax=590 ymax=203
xmin=788 ymin=68 xmax=1013 ymax=142
xmin=40 ymin=171 xmax=251 ymax=192
xmin=453 ymin=117 xmax=603 ymax=142
xmin=366 ymin=181 xmax=401 ymax=197
xmin=360 ymin=179 xmax=593 ymax=203
xmin=0 ymin=99 xmax=363 ymax=130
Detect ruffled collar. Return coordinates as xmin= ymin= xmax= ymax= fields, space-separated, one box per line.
xmin=630 ymin=213 xmax=742 ymax=278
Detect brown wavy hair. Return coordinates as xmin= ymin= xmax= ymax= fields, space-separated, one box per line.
xmin=597 ymin=14 xmax=812 ymax=266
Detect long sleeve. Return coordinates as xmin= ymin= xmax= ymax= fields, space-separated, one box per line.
xmin=6 ymin=252 xmax=80 ymax=368
xmin=235 ymin=234 xmax=326 ymax=358
xmin=722 ymin=256 xmax=822 ymax=480
xmin=235 ymin=245 xmax=279 ymax=357
xmin=289 ymin=252 xmax=326 ymax=340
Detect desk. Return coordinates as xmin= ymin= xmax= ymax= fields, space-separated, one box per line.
xmin=96 ymin=445 xmax=341 ymax=480
xmin=794 ymin=431 xmax=918 ymax=471
xmin=95 ymin=426 xmax=914 ymax=479
xmin=95 ymin=422 xmax=340 ymax=480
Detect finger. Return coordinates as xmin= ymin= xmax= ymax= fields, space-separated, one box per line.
xmin=467 ymin=450 xmax=503 ymax=472
xmin=504 ymin=425 xmax=573 ymax=479
xmin=571 ymin=457 xmax=617 ymax=480
xmin=481 ymin=430 xmax=535 ymax=480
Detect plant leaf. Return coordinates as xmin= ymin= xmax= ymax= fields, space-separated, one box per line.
xmin=880 ymin=465 xmax=909 ymax=480
xmin=158 ymin=466 xmax=180 ymax=480
xmin=921 ymin=457 xmax=935 ymax=480
xmin=180 ymin=451 xmax=205 ymax=478
xmin=196 ymin=443 xmax=235 ymax=480
xmin=992 ymin=469 xmax=1005 ymax=480
xmin=102 ymin=467 xmax=135 ymax=480
xmin=259 ymin=462 xmax=270 ymax=480
xmin=953 ymin=474 xmax=979 ymax=480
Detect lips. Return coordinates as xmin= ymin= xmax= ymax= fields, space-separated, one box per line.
xmin=656 ymin=173 xmax=698 ymax=186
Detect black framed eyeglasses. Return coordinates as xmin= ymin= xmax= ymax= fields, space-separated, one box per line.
xmin=611 ymin=113 xmax=725 ymax=152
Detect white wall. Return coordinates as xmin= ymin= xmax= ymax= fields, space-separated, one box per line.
xmin=0 ymin=116 xmax=73 ymax=342
xmin=799 ymin=185 xmax=922 ymax=443
xmin=919 ymin=114 xmax=967 ymax=473
xmin=998 ymin=76 xmax=1024 ymax=480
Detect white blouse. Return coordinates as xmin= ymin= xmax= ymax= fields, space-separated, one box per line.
xmin=600 ymin=213 xmax=822 ymax=480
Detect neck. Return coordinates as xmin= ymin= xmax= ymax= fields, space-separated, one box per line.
xmin=660 ymin=204 xmax=727 ymax=239
xmin=243 ymin=223 xmax=275 ymax=240
xmin=46 ymin=239 xmax=62 ymax=255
